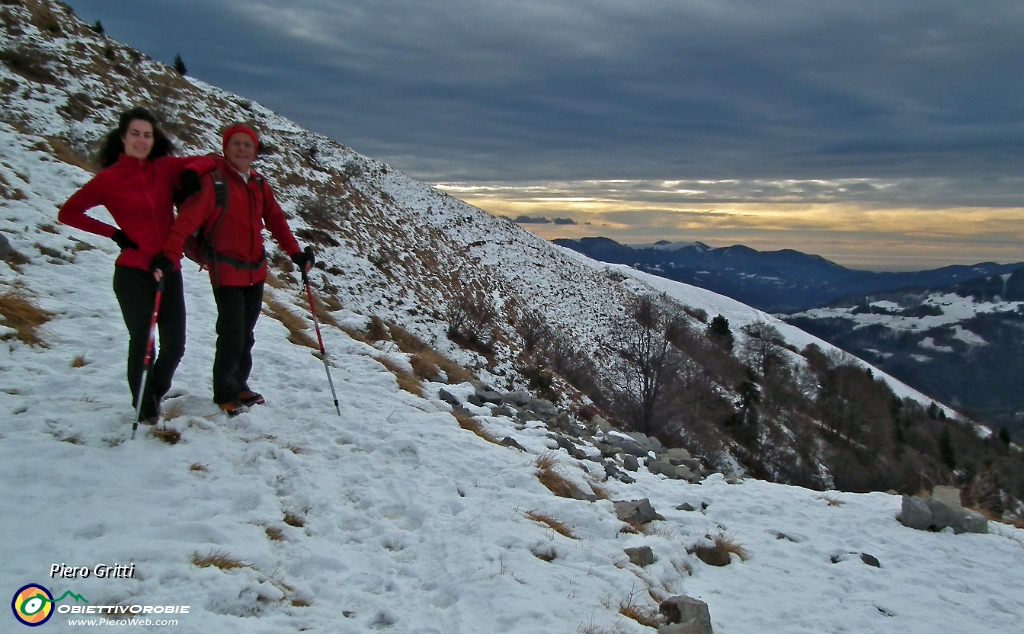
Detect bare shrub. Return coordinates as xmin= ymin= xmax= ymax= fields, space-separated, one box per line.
xmin=444 ymin=286 xmax=497 ymax=355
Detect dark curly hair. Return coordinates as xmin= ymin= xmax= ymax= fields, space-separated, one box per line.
xmin=96 ymin=107 xmax=176 ymax=168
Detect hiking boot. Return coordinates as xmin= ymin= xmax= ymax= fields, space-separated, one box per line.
xmin=240 ymin=390 xmax=265 ymax=406
xmin=219 ymin=401 xmax=248 ymax=417
xmin=141 ymin=416 xmax=159 ymax=426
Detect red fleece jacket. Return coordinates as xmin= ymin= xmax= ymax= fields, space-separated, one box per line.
xmin=163 ymin=157 xmax=300 ymax=287
xmin=58 ymin=154 xmax=197 ymax=271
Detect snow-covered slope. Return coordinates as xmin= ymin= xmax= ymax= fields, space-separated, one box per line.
xmin=4 ymin=5 xmax=1024 ymax=631
xmin=4 ymin=162 xmax=1024 ymax=632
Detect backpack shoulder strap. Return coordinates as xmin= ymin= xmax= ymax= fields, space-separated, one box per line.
xmin=211 ymin=169 xmax=228 ymax=212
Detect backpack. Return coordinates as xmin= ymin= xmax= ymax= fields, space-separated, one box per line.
xmin=182 ymin=169 xmax=265 ymax=271
xmin=182 ymin=169 xmax=227 ymax=268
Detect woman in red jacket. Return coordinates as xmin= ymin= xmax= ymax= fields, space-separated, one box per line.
xmin=58 ymin=107 xmax=194 ymax=425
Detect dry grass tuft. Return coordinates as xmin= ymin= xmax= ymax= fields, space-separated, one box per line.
xmin=291 ymin=598 xmax=311 ymax=607
xmin=535 ymin=453 xmax=589 ymax=500
xmin=690 ymin=532 xmax=749 ymax=566
xmin=452 ymin=408 xmax=501 ymax=444
xmin=367 ymin=315 xmax=390 ymax=341
xmin=265 ymin=526 xmax=285 ymax=541
xmin=70 ymin=354 xmax=88 ymax=368
xmin=387 ymin=320 xmax=477 ymax=383
xmin=151 ymin=427 xmax=181 ymax=445
xmin=525 ymin=510 xmax=577 ymax=539
xmin=189 ymin=463 xmax=208 ymax=473
xmin=0 ymin=289 xmax=53 ymax=345
xmin=263 ymin=271 xmax=286 ymax=289
xmin=375 ymin=355 xmax=423 ymax=397
xmin=817 ymin=495 xmax=845 ymax=507
xmin=3 ymin=248 xmax=31 ymax=272
xmin=163 ymin=402 xmax=185 ymax=421
xmin=263 ymin=297 xmax=318 ymax=349
xmin=618 ymin=594 xmax=661 ymax=628
xmin=192 ymin=550 xmax=246 ymax=570
xmin=57 ymin=431 xmax=85 ymax=445
xmin=409 ymin=352 xmax=440 ymax=380
xmin=283 ymin=512 xmax=305 ymax=528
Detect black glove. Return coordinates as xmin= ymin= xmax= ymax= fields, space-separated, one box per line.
xmin=150 ymin=254 xmax=174 ymax=275
xmin=175 ymin=170 xmax=202 ymax=204
xmin=291 ymin=246 xmax=315 ymax=273
xmin=112 ymin=229 xmax=138 ymax=251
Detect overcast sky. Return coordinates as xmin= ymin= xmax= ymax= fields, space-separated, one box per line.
xmin=64 ymin=0 xmax=1024 ymax=269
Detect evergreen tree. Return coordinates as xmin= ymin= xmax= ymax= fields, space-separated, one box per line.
xmin=939 ymin=426 xmax=956 ymax=470
xmin=91 ymin=20 xmax=104 ymax=34
xmin=708 ymin=314 xmax=734 ymax=353
xmin=998 ymin=427 xmax=1011 ymax=446
xmin=173 ymin=54 xmax=187 ymax=76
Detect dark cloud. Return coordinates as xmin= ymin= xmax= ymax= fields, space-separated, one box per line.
xmin=65 ymin=1 xmax=1024 ymax=195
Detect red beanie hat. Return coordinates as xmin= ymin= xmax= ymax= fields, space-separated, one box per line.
xmin=222 ymin=124 xmax=259 ymax=153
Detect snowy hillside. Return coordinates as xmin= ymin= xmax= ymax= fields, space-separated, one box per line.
xmin=785 ymin=274 xmax=1024 ymax=441
xmin=4 ymin=136 xmax=1024 ymax=633
xmin=3 ymin=4 xmax=1024 ymax=631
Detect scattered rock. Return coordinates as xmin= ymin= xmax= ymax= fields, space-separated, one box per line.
xmin=614 ymin=498 xmax=664 ymax=525
xmin=0 ymin=233 xmax=10 ymax=260
xmin=829 ymin=551 xmax=881 ymax=567
xmin=659 ymin=595 xmax=714 ymax=634
xmin=622 ymin=454 xmax=639 ymax=472
xmin=899 ymin=492 xmax=988 ymax=534
xmin=527 ymin=398 xmax=558 ymax=418
xmin=931 ymin=485 xmax=962 ymax=509
xmin=625 ymin=546 xmax=656 ymax=567
xmin=860 ymin=553 xmax=881 ymax=568
xmin=590 ymin=415 xmax=613 ymax=434
xmin=501 ymin=390 xmax=532 ymax=407
xmin=662 ymin=447 xmax=692 ymax=464
xmin=438 ymin=388 xmax=460 ymax=407
xmin=500 ymin=436 xmax=526 ymax=452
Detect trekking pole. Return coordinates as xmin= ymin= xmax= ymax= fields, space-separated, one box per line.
xmin=303 ymin=266 xmax=342 ymax=417
xmin=132 ymin=276 xmax=165 ymax=439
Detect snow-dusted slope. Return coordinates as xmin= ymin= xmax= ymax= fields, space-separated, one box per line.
xmin=4 ymin=162 xmax=1024 ymax=632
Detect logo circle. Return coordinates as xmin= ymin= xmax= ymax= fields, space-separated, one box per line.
xmin=11 ymin=584 xmax=53 ymax=627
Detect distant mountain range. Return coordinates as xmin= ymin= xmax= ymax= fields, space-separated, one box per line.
xmin=553 ymin=237 xmax=1024 ymax=313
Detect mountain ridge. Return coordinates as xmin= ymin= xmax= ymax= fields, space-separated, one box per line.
xmin=554 ymin=236 xmax=1024 ymax=313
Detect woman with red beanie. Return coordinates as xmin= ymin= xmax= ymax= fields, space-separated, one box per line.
xmin=155 ymin=123 xmax=312 ymax=415
xmin=58 ymin=107 xmax=199 ymax=425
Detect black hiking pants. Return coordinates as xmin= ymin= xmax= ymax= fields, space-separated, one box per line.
xmin=211 ymin=282 xmax=264 ymax=404
xmin=113 ymin=266 xmax=186 ymax=419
